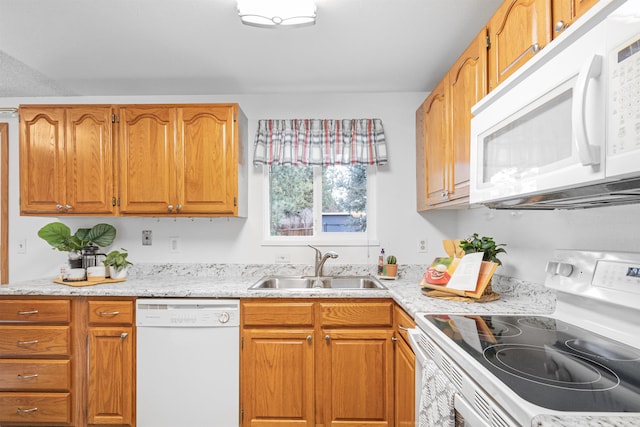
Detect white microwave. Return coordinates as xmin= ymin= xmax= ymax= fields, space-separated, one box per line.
xmin=470 ymin=0 xmax=640 ymax=209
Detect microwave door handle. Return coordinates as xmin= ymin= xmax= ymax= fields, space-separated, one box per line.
xmin=571 ymin=54 xmax=602 ymax=166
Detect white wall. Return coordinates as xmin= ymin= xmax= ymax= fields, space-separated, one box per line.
xmin=455 ymin=204 xmax=640 ymax=284
xmin=5 ymin=92 xmax=637 ymax=285
xmin=3 ymin=92 xmax=458 ymax=282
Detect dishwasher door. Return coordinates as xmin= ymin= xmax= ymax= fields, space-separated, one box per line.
xmin=136 ymin=299 xmax=240 ymax=427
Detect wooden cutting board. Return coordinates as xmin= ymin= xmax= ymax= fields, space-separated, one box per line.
xmin=422 ymin=288 xmax=500 ymax=303
xmin=53 ymin=277 xmax=126 ymax=287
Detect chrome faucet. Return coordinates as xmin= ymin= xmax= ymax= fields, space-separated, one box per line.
xmin=308 ymin=245 xmax=339 ymax=277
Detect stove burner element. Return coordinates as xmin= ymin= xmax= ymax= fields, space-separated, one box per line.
xmin=565 ymin=338 xmax=640 ymax=362
xmin=484 ymin=344 xmax=620 ymax=391
xmin=517 ymin=316 xmax=569 ymax=332
xmin=479 ymin=319 xmax=522 ymax=338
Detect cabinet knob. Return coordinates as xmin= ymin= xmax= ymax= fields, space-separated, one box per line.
xmin=64 ymin=204 xmax=72 ymax=211
xmin=531 ymin=43 xmax=540 ymax=54
xmin=325 ymin=335 xmax=331 ymax=342
xmin=555 ymin=20 xmax=566 ymax=33
xmin=56 ymin=204 xmax=63 ymax=210
xmin=176 ymin=203 xmax=182 ymax=212
xmin=391 ymin=337 xmax=398 ymax=342
xmin=307 ymin=335 xmax=312 ymax=342
xmin=121 ymin=333 xmax=128 ymax=339
xmin=167 ymin=205 xmax=174 ymax=212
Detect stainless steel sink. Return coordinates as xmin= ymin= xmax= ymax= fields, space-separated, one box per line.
xmin=249 ymin=275 xmax=387 ymax=290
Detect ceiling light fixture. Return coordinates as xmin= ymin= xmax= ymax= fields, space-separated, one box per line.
xmin=237 ymin=0 xmax=316 ymax=28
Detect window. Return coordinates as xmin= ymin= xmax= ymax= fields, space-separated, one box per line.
xmin=254 ymin=118 xmax=385 ymax=245
xmin=265 ymin=164 xmax=376 ymax=243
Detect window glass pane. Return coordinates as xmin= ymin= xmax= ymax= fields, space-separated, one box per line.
xmin=270 ymin=166 xmax=313 ymax=236
xmin=322 ymin=165 xmax=367 ymax=233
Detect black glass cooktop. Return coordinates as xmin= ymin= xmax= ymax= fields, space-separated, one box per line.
xmin=423 ymin=314 xmax=640 ymax=412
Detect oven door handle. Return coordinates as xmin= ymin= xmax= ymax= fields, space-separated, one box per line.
xmin=454 ymin=394 xmax=491 ymax=427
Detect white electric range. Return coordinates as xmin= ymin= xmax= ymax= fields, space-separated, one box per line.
xmin=410 ymin=250 xmax=640 ymax=427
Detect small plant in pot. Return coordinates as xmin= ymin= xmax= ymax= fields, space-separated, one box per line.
xmin=384 ymin=255 xmax=398 ymax=277
xmin=37 ymin=222 xmax=117 ymax=268
xmin=458 ymin=233 xmax=507 ymax=265
xmin=103 ymin=248 xmax=133 ymax=279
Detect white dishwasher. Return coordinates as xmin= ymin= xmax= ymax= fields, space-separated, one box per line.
xmin=136 ymin=299 xmax=239 ymax=427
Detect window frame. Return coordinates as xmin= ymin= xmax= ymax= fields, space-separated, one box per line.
xmin=261 ymin=164 xmax=379 ymax=247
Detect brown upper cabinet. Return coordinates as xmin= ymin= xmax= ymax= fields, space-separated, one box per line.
xmin=552 ymin=0 xmax=600 ymax=37
xmin=20 ymin=103 xmax=247 ymax=217
xmin=20 ymin=105 xmax=116 ymax=215
xmin=119 ymin=104 xmax=246 ymax=216
xmin=487 ymin=0 xmax=552 ymax=91
xmin=417 ymin=29 xmax=487 ymax=210
xmin=416 ymin=0 xmax=600 ymax=211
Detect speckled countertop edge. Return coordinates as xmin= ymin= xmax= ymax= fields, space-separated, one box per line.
xmin=0 ymin=263 xmax=556 ymax=318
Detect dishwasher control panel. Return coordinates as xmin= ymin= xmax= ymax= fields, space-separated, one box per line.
xmin=136 ymin=299 xmax=239 ymax=327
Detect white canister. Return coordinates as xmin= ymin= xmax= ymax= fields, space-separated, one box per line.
xmin=86 ymin=266 xmax=106 ymax=281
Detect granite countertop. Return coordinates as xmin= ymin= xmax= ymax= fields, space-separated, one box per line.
xmin=0 ymin=263 xmax=556 ymax=318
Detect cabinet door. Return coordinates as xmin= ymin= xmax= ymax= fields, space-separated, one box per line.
xmin=66 ymin=106 xmax=115 ymax=214
xmin=87 ymin=326 xmax=133 ymax=426
xmin=420 ymin=77 xmax=450 ymax=208
xmin=449 ymin=29 xmax=488 ymax=203
xmin=19 ymin=107 xmax=66 ymax=214
xmin=488 ymin=0 xmax=552 ymax=90
xmin=394 ymin=335 xmax=415 ymax=427
xmin=118 ymin=106 xmax=177 ymax=214
xmin=574 ymin=0 xmax=599 ymax=18
xmin=321 ymin=329 xmax=394 ymax=427
xmin=176 ymin=105 xmax=237 ymax=215
xmin=415 ymin=102 xmax=428 ymax=211
xmin=241 ymin=329 xmax=315 ymax=427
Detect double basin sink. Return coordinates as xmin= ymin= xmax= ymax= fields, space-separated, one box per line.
xmin=249 ymin=275 xmax=387 ymax=291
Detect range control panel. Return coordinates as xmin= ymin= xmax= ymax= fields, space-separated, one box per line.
xmin=593 ymin=259 xmax=640 ymax=294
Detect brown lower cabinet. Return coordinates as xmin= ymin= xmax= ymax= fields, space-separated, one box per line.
xmin=0 ymin=297 xmax=135 ymax=427
xmin=241 ymin=299 xmax=412 ymax=427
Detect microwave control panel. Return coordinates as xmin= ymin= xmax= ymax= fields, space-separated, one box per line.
xmin=609 ymin=34 xmax=640 ymax=156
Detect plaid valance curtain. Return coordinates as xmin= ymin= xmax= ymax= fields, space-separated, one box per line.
xmin=253 ymin=119 xmax=388 ymax=166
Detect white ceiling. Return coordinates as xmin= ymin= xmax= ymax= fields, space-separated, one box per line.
xmin=0 ymin=0 xmax=502 ymax=97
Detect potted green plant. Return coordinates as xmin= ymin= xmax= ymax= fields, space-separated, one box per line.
xmin=103 ymin=248 xmax=133 ymax=279
xmin=458 ymin=233 xmax=507 ymax=265
xmin=384 ymin=255 xmax=398 ymax=277
xmin=37 ymin=222 xmax=117 ymax=268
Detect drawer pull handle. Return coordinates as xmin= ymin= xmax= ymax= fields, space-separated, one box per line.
xmin=17 ymin=374 xmax=39 ymax=380
xmin=16 ymin=407 xmax=38 ymax=414
xmin=17 ymin=310 xmax=39 ymax=315
xmin=99 ymin=311 xmax=120 ymax=316
xmin=17 ymin=340 xmax=39 ymax=346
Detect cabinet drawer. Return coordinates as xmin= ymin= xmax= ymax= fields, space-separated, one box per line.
xmin=242 ymin=301 xmax=315 ymax=326
xmin=0 ymin=300 xmax=70 ymax=323
xmin=0 ymin=360 xmax=71 ymax=391
xmin=0 ymin=326 xmax=70 ymax=357
xmin=394 ymin=304 xmax=416 ymax=344
xmin=320 ymin=301 xmax=393 ymax=327
xmin=88 ymin=300 xmax=134 ymax=325
xmin=0 ymin=392 xmax=71 ymax=424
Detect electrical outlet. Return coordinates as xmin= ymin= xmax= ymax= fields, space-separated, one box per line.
xmin=17 ymin=239 xmax=27 ymax=254
xmin=275 ymin=254 xmax=290 ymax=264
xmin=142 ymin=230 xmax=152 ymax=246
xmin=170 ymin=237 xmax=181 ymax=253
xmin=417 ymin=238 xmax=428 ymax=253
